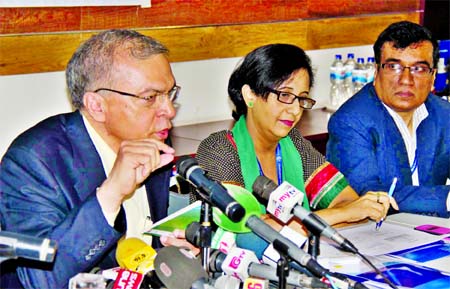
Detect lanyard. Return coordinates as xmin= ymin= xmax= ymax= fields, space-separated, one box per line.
xmin=257 ymin=143 xmax=283 ymax=185
xmin=410 ymin=151 xmax=418 ymax=174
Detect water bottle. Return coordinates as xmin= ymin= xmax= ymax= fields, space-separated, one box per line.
xmin=366 ymin=57 xmax=375 ymax=83
xmin=343 ymin=53 xmax=356 ymax=99
xmin=352 ymin=58 xmax=367 ymax=93
xmin=329 ymin=54 xmax=346 ymax=109
xmin=434 ymin=58 xmax=447 ymax=93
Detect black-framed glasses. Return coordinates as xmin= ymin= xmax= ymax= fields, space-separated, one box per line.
xmin=380 ymin=63 xmax=434 ymax=77
xmin=266 ymin=88 xmax=316 ymax=109
xmin=94 ymin=85 xmax=180 ymax=105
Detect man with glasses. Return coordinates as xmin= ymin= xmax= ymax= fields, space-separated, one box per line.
xmin=327 ymin=21 xmax=450 ymax=217
xmin=0 ymin=30 xmax=194 ymax=289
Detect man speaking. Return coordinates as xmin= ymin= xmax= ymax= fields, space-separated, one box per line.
xmin=0 ymin=29 xmax=191 ymax=288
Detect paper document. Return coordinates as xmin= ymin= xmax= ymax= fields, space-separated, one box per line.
xmin=318 ymin=222 xmax=450 ymax=288
xmin=388 ymin=237 xmax=450 ymax=273
xmin=336 ymin=222 xmax=444 ymax=256
xmin=144 ymin=200 xmax=201 ymax=237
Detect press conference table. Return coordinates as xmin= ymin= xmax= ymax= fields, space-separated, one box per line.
xmin=387 ymin=212 xmax=450 ymax=228
xmin=326 ymin=213 xmax=450 ymax=289
xmin=171 ymin=108 xmax=332 ymax=156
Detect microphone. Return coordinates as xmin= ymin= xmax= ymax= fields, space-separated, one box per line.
xmin=115 ymin=238 xmax=157 ymax=274
xmin=213 ymin=275 xmax=241 ymax=289
xmin=184 ymin=179 xmax=328 ymax=278
xmin=0 ymin=230 xmax=57 ymax=263
xmin=253 ymin=176 xmax=359 ymax=254
xmin=209 ymin=248 xmax=328 ymax=288
xmin=187 ymin=222 xmax=237 ymax=255
xmin=219 ymin=247 xmax=259 ymax=281
xmin=176 ymin=156 xmax=245 ymax=222
xmin=114 ymin=238 xmax=164 ymax=289
xmin=154 ymin=246 xmax=211 ymax=289
xmin=180 ymin=173 xmax=365 ymax=288
xmin=238 ymin=205 xmax=368 ymax=288
xmin=111 ymin=269 xmax=144 ymax=289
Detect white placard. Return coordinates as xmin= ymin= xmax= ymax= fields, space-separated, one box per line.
xmin=0 ymin=0 xmax=150 ymax=8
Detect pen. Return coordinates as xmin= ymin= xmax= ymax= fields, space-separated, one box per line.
xmin=375 ymin=177 xmax=397 ymax=231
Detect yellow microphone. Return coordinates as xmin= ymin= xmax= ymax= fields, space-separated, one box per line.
xmin=115 ymin=237 xmax=157 ymax=274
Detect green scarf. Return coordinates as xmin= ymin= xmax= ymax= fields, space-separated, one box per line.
xmin=231 ymin=116 xmax=310 ymax=210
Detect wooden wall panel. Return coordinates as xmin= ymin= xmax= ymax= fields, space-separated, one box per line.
xmin=0 ymin=33 xmax=94 ymax=75
xmin=307 ymin=0 xmax=421 ymax=17
xmin=0 ymin=7 xmax=81 ymax=34
xmin=0 ymin=0 xmax=420 ymax=34
xmin=0 ymin=12 xmax=420 ymax=75
xmin=0 ymin=0 xmax=423 ymax=75
xmin=81 ymin=7 xmax=139 ymax=30
xmin=132 ymin=0 xmax=310 ymax=28
xmin=307 ymin=12 xmax=420 ymax=49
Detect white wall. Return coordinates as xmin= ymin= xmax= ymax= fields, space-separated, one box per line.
xmin=0 ymin=44 xmax=374 ymax=157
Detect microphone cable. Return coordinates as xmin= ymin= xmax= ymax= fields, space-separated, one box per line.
xmin=356 ymin=251 xmax=399 ymax=289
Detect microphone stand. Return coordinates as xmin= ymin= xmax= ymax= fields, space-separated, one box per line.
xmin=307 ymin=233 xmax=320 ymax=259
xmin=273 ymin=239 xmax=290 ymax=289
xmin=199 ymin=200 xmax=213 ymax=272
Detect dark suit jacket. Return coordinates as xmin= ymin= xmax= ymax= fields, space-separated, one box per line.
xmin=0 ymin=111 xmax=171 ymax=288
xmin=327 ymin=84 xmax=450 ymax=217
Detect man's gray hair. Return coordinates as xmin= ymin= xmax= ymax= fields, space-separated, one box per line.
xmin=66 ymin=29 xmax=169 ymax=109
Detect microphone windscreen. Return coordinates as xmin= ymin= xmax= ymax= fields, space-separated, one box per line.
xmin=115 ymin=238 xmax=157 ymax=273
xmin=154 ymin=246 xmax=208 ymax=289
xmin=213 ymin=183 xmax=262 ymax=233
xmin=252 ymin=175 xmax=277 ymax=203
xmin=185 ymin=221 xmax=202 ymax=247
xmin=176 ymin=155 xmax=197 ymax=177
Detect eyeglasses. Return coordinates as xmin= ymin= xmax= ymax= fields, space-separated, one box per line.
xmin=380 ymin=63 xmax=434 ymax=77
xmin=266 ymin=88 xmax=316 ymax=109
xmin=94 ymin=85 xmax=180 ymax=105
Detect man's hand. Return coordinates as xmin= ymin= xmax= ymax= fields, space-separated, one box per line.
xmin=160 ymin=229 xmax=200 ymax=256
xmin=97 ymin=139 xmax=175 ymax=214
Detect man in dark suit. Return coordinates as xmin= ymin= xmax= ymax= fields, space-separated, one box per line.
xmin=0 ymin=29 xmax=189 ymax=288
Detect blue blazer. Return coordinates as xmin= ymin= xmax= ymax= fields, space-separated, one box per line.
xmin=0 ymin=111 xmax=171 ymax=288
xmin=327 ymin=84 xmax=450 ymax=218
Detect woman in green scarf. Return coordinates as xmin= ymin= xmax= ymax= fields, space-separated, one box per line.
xmin=196 ymin=44 xmax=398 ymax=233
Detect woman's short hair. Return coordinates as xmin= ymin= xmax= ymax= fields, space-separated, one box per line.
xmin=228 ymin=43 xmax=314 ymax=120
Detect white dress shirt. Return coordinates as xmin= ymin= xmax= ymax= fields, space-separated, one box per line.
xmin=384 ymin=103 xmax=428 ymax=186
xmin=82 ymin=115 xmax=153 ymax=244
xmin=384 ymin=104 xmax=450 ymax=210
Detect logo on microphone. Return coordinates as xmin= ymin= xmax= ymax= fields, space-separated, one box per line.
xmin=277 ymin=187 xmax=297 ymax=202
xmin=273 ymin=204 xmax=283 ymax=218
xmin=273 ymin=187 xmax=297 ymax=217
xmin=244 ymin=277 xmax=269 ymax=289
xmin=112 ymin=269 xmax=144 ymax=289
xmin=158 ymin=262 xmax=173 ymax=277
xmin=227 ymin=250 xmax=246 ymax=269
xmin=267 ymin=182 xmax=304 ymax=223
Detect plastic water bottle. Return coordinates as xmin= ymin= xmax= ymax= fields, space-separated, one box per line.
xmin=366 ymin=57 xmax=375 ymax=83
xmin=434 ymin=58 xmax=447 ymax=93
xmin=352 ymin=58 xmax=367 ymax=93
xmin=343 ymin=53 xmax=356 ymax=99
xmin=329 ymin=54 xmax=346 ymax=109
